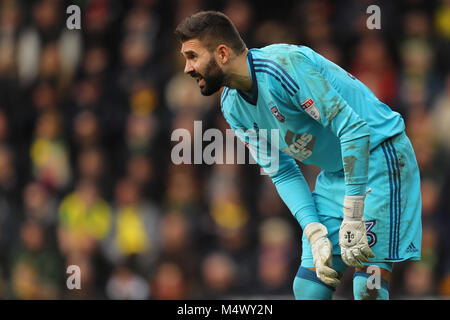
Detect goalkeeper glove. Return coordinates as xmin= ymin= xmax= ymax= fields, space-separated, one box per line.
xmin=339 ymin=188 xmax=375 ymax=268
xmin=304 ymin=222 xmax=340 ymax=287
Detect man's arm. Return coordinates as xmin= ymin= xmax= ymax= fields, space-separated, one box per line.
xmin=288 ymin=51 xmax=370 ymax=197
xmin=224 ymin=109 xmax=340 ymax=287
xmin=287 ymin=50 xmax=374 ymax=267
xmin=269 ymin=152 xmax=320 ymax=229
xmin=225 ymin=111 xmax=320 ymax=230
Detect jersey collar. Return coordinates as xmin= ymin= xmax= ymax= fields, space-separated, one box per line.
xmin=237 ymin=50 xmax=258 ymax=106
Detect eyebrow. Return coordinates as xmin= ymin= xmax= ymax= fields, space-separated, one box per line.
xmin=181 ymin=50 xmax=197 ymax=56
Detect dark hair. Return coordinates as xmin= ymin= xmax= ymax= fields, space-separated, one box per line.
xmin=175 ymin=11 xmax=246 ymax=54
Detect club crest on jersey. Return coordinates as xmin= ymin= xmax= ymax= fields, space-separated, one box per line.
xmin=300 ymin=98 xmax=321 ymax=121
xmin=270 ymin=106 xmax=285 ymax=122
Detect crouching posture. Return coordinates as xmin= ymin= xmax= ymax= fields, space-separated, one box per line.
xmin=175 ymin=11 xmax=422 ymax=300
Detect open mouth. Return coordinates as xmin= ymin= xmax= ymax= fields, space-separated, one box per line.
xmin=196 ymin=76 xmax=205 ymax=87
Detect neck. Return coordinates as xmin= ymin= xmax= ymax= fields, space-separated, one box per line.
xmin=226 ymin=49 xmax=252 ymax=92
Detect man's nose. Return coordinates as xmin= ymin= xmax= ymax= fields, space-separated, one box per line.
xmin=184 ymin=61 xmax=194 ymax=74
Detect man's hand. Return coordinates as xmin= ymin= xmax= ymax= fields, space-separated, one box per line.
xmin=339 ymin=189 xmax=375 ymax=268
xmin=304 ymin=222 xmax=340 ymax=287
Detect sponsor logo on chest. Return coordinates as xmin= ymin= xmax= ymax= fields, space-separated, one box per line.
xmin=281 ymin=130 xmax=315 ymax=161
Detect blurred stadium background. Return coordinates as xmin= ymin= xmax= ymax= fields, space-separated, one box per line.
xmin=0 ymin=0 xmax=448 ymax=300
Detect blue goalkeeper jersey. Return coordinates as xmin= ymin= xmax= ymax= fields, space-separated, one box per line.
xmin=220 ymin=44 xmax=405 ymax=229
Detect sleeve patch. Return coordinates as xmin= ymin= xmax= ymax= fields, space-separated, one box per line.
xmin=300 ymin=98 xmax=321 ymax=121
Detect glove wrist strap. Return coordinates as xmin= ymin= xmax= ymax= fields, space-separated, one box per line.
xmin=304 ymin=222 xmax=327 ymax=244
xmin=343 ymin=188 xmax=371 ymax=220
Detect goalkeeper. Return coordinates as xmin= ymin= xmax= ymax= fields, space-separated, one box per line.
xmin=175 ymin=11 xmax=422 ymax=300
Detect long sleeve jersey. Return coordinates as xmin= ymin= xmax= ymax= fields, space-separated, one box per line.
xmin=220 ymin=44 xmax=404 ymax=229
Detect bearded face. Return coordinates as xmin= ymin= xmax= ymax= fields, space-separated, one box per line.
xmin=181 ymin=39 xmax=228 ymax=96
xmin=190 ymin=55 xmax=226 ymax=96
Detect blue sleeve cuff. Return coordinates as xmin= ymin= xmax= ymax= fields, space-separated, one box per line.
xmin=296 ymin=207 xmax=321 ymax=230
xmin=345 ymin=184 xmax=366 ymax=196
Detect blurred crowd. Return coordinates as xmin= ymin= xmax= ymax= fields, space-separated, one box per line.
xmin=0 ymin=0 xmax=449 ymax=299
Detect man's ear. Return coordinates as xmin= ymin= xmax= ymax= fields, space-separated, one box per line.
xmin=215 ymin=44 xmax=231 ymax=65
